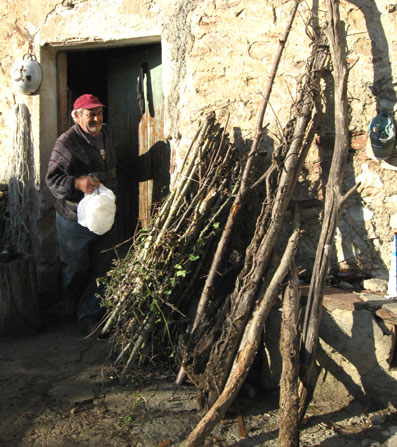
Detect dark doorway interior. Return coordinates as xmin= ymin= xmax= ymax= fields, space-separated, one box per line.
xmin=63 ymin=44 xmax=169 ymax=245
xmin=66 ymin=47 xmax=129 ymax=124
xmin=66 ymin=46 xmax=154 ymax=132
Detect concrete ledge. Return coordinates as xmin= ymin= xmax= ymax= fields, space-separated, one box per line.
xmin=264 ymin=285 xmax=397 ymax=410
xmin=300 ymin=285 xmax=397 ymax=323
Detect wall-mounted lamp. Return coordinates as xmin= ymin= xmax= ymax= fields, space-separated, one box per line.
xmin=11 ymin=46 xmax=42 ymax=95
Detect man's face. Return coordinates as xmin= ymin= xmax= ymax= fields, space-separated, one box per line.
xmin=76 ymin=107 xmax=103 ymax=136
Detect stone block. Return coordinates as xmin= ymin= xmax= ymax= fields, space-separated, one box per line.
xmin=263 ymin=288 xmax=397 ymax=409
xmin=363 ymin=278 xmax=388 ymax=293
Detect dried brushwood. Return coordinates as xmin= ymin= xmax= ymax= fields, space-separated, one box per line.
xmin=101 ymin=113 xmax=242 ymax=379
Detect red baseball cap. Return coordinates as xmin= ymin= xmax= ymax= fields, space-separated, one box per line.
xmin=73 ymin=94 xmax=105 ymax=110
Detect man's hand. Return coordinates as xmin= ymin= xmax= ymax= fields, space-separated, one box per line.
xmin=74 ymin=175 xmax=100 ymax=194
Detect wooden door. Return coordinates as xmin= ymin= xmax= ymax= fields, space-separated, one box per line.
xmin=107 ymin=44 xmax=168 ymax=242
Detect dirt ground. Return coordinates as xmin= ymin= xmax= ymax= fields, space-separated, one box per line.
xmin=1 ymin=321 xmax=397 ymax=447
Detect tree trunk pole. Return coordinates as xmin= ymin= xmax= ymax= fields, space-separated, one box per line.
xmin=279 ymin=263 xmax=301 ymax=447
xmin=299 ymin=0 xmax=351 ymax=418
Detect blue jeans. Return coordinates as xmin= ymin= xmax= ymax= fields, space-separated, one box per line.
xmin=56 ymin=212 xmax=115 ymax=323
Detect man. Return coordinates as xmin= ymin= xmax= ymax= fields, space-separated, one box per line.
xmin=46 ymin=94 xmax=118 ymax=331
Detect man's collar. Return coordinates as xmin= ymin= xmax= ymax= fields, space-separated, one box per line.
xmin=75 ymin=123 xmax=106 ymax=143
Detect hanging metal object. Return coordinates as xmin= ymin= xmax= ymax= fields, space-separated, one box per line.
xmin=11 ymin=44 xmax=43 ymax=95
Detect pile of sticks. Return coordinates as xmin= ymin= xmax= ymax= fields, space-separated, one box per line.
xmin=181 ymin=0 xmax=355 ymax=445
xmin=102 ymin=0 xmax=355 ymax=445
xmin=102 ymin=114 xmax=243 ymax=379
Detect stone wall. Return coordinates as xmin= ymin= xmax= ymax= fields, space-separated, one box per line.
xmin=0 ymin=0 xmax=396 ymax=297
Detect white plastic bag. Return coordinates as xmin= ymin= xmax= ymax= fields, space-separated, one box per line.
xmin=77 ymin=183 xmax=116 ymax=235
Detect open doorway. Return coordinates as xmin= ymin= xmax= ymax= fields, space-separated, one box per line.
xmin=57 ymin=43 xmax=170 ymax=245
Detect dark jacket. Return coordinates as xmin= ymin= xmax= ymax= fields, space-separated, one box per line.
xmin=46 ymin=124 xmax=117 ymax=221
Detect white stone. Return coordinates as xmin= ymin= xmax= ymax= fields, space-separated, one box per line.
xmin=347 ymin=205 xmax=374 ymax=222
xmin=387 ymin=435 xmax=397 ymax=447
xmin=363 ymin=208 xmax=375 ymax=222
xmin=356 ymin=164 xmax=384 ymax=189
xmin=363 ymin=278 xmax=388 ymax=293
xmin=385 ymin=196 xmax=397 ymax=204
xmin=381 ymin=158 xmax=397 ymax=171
xmin=390 ymin=214 xmax=397 ymax=229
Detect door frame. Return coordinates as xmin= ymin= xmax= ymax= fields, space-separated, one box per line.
xmin=55 ymin=42 xmax=167 ymax=239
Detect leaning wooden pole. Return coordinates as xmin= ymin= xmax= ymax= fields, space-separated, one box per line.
xmin=175 ymin=0 xmax=302 ymax=385
xmin=279 ymin=262 xmax=301 ymax=447
xmin=299 ymin=0 xmax=353 ymax=418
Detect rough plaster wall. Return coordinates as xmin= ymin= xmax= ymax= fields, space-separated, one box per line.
xmin=162 ymin=0 xmax=397 ymax=279
xmin=329 ymin=1 xmax=397 ymax=279
xmin=166 ymin=1 xmax=315 ymax=152
xmin=161 ymin=0 xmax=198 ymax=141
xmin=0 ymin=0 xmax=396 ymax=294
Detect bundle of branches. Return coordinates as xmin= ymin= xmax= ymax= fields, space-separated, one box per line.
xmin=101 ymin=113 xmax=243 ymax=379
xmin=181 ymin=20 xmax=330 ymax=447
xmin=182 ymin=24 xmax=329 ymax=409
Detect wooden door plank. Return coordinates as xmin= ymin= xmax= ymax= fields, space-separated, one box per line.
xmin=57 ymin=52 xmax=68 ymax=136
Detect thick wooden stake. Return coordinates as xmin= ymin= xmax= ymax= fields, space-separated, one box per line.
xmin=299 ymin=0 xmax=353 ymax=418
xmin=279 ymin=263 xmax=300 ymax=447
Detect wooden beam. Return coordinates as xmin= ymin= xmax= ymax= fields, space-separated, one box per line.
xmin=57 ymin=52 xmax=68 ymax=136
